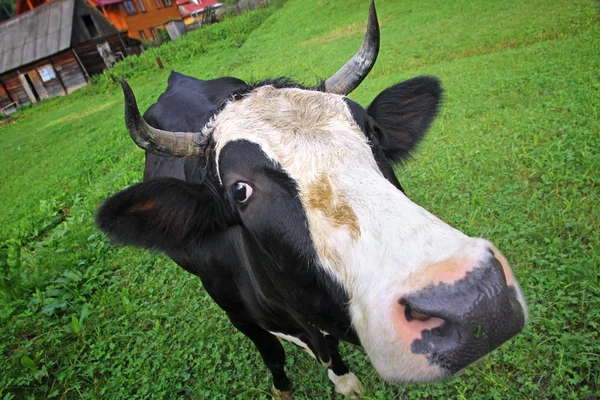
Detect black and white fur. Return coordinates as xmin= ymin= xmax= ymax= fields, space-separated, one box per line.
xmin=97 ymin=72 xmax=526 ymax=396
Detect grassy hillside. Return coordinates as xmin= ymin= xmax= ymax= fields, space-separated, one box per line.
xmin=1 ymin=0 xmax=599 ymax=398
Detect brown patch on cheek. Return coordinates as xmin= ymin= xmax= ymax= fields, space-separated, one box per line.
xmin=330 ymin=202 xmax=360 ymax=239
xmin=321 ymin=242 xmax=342 ymax=267
xmin=304 ymin=174 xmax=360 ymax=240
xmin=305 ymin=174 xmax=334 ymax=208
xmin=129 ymin=201 xmax=156 ymax=212
xmin=128 ymin=202 xmax=185 ymax=231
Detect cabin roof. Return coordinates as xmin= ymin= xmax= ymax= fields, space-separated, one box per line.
xmin=0 ymin=0 xmax=75 ymax=75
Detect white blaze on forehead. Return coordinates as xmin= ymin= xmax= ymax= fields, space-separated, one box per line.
xmin=212 ymin=85 xmax=467 ymax=287
xmin=211 ymin=85 xmax=472 ymax=379
xmin=213 ymin=85 xmax=384 ymax=282
xmin=213 ymin=85 xmax=380 ymax=183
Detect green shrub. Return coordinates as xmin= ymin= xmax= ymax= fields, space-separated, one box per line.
xmin=91 ymin=6 xmax=278 ymax=91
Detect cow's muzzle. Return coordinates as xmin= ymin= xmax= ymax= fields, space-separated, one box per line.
xmin=392 ymin=243 xmax=527 ymax=376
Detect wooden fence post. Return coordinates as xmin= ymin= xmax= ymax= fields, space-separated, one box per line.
xmin=72 ymin=49 xmax=90 ymax=83
xmin=50 ymin=59 xmax=68 ymax=95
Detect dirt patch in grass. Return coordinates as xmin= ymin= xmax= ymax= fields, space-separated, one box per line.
xmin=300 ymin=15 xmax=392 ymax=46
xmin=43 ymin=101 xmax=117 ymax=129
xmin=0 ymin=116 xmax=22 ymax=129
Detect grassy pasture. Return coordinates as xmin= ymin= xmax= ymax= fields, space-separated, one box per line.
xmin=1 ymin=0 xmax=599 ymax=398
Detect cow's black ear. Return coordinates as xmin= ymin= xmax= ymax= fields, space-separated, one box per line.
xmin=96 ymin=178 xmax=234 ymax=253
xmin=366 ymin=76 xmax=443 ymax=163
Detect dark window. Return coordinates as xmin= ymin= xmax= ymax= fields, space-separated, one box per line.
xmin=82 ymin=15 xmax=99 ymax=38
xmin=149 ymin=27 xmax=157 ymax=40
xmin=137 ymin=0 xmax=146 ymax=12
xmin=162 ymin=0 xmax=171 ymax=7
xmin=138 ymin=30 xmax=147 ymax=41
xmin=123 ymin=0 xmax=137 ymax=14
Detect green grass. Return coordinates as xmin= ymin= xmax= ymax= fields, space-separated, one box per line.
xmin=1 ymin=0 xmax=599 ymax=398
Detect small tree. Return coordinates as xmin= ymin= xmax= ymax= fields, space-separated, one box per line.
xmin=0 ymin=0 xmax=16 ymax=22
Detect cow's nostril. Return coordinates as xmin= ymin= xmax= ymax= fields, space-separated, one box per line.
xmin=399 ymin=299 xmax=446 ymax=328
xmin=394 ymin=299 xmax=447 ymax=342
xmin=404 ymin=304 xmax=431 ymax=322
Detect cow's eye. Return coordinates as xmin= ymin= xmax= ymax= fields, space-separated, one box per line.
xmin=231 ymin=182 xmax=253 ymax=204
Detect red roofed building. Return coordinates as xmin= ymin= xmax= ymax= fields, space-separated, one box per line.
xmin=2 ymin=0 xmax=140 ymax=108
xmin=16 ymin=0 xmax=185 ymax=41
xmin=176 ymin=0 xmax=221 ymax=26
xmin=87 ymin=0 xmax=184 ymax=40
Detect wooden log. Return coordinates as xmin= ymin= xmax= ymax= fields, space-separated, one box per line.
xmin=50 ymin=60 xmax=68 ymax=95
xmin=72 ymin=49 xmax=91 ymax=83
xmin=52 ymin=52 xmax=88 ymax=94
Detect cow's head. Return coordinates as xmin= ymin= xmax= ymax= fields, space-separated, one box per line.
xmin=97 ymin=2 xmax=526 ymax=382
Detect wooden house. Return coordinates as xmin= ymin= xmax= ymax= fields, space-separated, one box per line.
xmin=0 ymin=0 xmax=139 ymax=109
xmin=177 ymin=0 xmax=221 ymax=26
xmin=88 ymin=0 xmax=184 ymax=41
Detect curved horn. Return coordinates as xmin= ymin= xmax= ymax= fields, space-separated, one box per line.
xmin=323 ymin=1 xmax=380 ymax=95
xmin=119 ymin=78 xmax=206 ymax=158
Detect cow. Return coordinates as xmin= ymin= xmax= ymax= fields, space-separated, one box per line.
xmin=96 ymin=2 xmax=527 ymax=398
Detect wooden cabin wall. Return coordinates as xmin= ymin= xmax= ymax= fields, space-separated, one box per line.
xmin=0 ymin=50 xmax=88 ymax=106
xmin=0 ymin=81 xmax=14 ymax=109
xmin=1 ymin=72 xmax=30 ymax=105
xmin=22 ymin=56 xmax=69 ymax=100
xmin=73 ymin=33 xmax=126 ymax=76
xmin=51 ymin=51 xmax=88 ymax=93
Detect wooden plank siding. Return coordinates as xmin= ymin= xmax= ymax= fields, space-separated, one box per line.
xmin=52 ymin=51 xmax=88 ymax=93
xmin=0 ymin=49 xmax=88 ymax=106
xmin=1 ymin=72 xmax=31 ymax=105
xmin=2 ymin=0 xmax=143 ymax=110
xmin=73 ymin=33 xmax=126 ymax=76
xmin=0 ymin=81 xmax=14 ymax=109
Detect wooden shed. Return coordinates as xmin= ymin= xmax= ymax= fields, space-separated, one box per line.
xmin=0 ymin=0 xmax=140 ymax=110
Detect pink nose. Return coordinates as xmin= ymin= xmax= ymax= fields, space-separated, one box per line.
xmin=392 ymin=244 xmax=526 ymax=374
